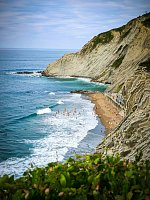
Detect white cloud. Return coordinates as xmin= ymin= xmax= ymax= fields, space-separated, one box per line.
xmin=0 ymin=0 xmax=150 ymax=48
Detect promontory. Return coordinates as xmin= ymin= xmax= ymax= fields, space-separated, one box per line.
xmin=43 ymin=13 xmax=150 ymax=160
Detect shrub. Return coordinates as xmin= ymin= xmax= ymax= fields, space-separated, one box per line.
xmin=141 ymin=18 xmax=150 ymax=28
xmin=120 ymin=28 xmax=132 ymax=41
xmin=81 ymin=31 xmax=114 ymax=54
xmin=0 ymin=154 xmax=150 ymax=199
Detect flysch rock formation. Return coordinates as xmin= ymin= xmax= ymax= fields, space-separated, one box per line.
xmin=43 ymin=13 xmax=150 ymax=160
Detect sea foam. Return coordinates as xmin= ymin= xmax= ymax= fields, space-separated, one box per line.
xmin=36 ymin=107 xmax=51 ymax=115
xmin=49 ymin=92 xmax=55 ymax=95
xmin=0 ymin=93 xmax=104 ymax=178
xmin=57 ymin=100 xmax=64 ymax=104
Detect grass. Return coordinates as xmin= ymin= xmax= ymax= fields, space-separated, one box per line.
xmin=0 ymin=153 xmax=149 ymax=200
xmin=113 ymin=25 xmax=125 ymax=33
xmin=141 ymin=18 xmax=150 ymax=28
xmin=81 ymin=31 xmax=114 ymax=54
xmin=120 ymin=28 xmax=132 ymax=41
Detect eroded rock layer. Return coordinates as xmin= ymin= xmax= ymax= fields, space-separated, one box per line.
xmin=43 ymin=13 xmax=150 ymax=160
xmin=96 ymin=70 xmax=150 ymax=160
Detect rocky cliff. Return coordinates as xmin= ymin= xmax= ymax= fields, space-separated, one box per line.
xmin=43 ymin=13 xmax=150 ymax=160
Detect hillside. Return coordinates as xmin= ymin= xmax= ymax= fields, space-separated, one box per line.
xmin=43 ymin=13 xmax=150 ymax=160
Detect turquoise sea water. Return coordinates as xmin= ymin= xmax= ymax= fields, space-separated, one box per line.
xmin=0 ymin=49 xmax=106 ymax=177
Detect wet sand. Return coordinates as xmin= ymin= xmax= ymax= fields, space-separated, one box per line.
xmin=88 ymin=93 xmax=124 ymax=134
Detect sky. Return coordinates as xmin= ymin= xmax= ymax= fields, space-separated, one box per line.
xmin=0 ymin=0 xmax=150 ymax=49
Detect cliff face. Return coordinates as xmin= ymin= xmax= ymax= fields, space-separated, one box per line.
xmin=96 ymin=70 xmax=150 ymax=160
xmin=43 ymin=13 xmax=150 ymax=160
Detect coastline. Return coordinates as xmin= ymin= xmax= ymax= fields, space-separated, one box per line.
xmin=88 ymin=92 xmax=124 ymax=134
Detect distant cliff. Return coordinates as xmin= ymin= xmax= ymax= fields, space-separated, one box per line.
xmin=43 ymin=13 xmax=150 ymax=160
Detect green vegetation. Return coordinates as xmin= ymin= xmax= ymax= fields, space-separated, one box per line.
xmin=112 ymin=25 xmax=131 ymax=41
xmin=139 ymin=58 xmax=150 ymax=72
xmin=113 ymin=25 xmax=125 ymax=34
xmin=81 ymin=31 xmax=114 ymax=54
xmin=93 ymin=31 xmax=114 ymax=46
xmin=114 ymin=25 xmax=131 ymax=41
xmin=111 ymin=55 xmax=125 ymax=69
xmin=141 ymin=18 xmax=150 ymax=28
xmin=120 ymin=28 xmax=132 ymax=41
xmin=115 ymin=83 xmax=124 ymax=93
xmin=0 ymin=153 xmax=149 ymax=200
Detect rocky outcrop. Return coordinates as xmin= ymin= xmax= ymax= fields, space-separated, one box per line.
xmin=43 ymin=13 xmax=150 ymax=160
xmin=96 ymin=70 xmax=150 ymax=160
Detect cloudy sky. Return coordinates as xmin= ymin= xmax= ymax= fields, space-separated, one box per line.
xmin=0 ymin=0 xmax=149 ymax=49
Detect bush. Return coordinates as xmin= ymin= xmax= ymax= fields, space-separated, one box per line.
xmin=0 ymin=153 xmax=149 ymax=200
xmin=81 ymin=31 xmax=114 ymax=54
xmin=120 ymin=28 xmax=132 ymax=41
xmin=142 ymin=18 xmax=150 ymax=28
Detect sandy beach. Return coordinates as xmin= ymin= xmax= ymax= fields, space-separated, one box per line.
xmin=88 ymin=93 xmax=124 ymax=134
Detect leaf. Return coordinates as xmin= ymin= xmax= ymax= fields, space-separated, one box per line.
xmin=66 ymin=157 xmax=75 ymax=163
xmin=127 ymin=191 xmax=133 ymax=200
xmin=125 ymin=171 xmax=133 ymax=177
xmin=66 ymin=172 xmax=70 ymax=181
xmin=68 ymin=166 xmax=74 ymax=172
xmin=88 ymin=175 xmax=94 ymax=184
xmin=60 ymin=174 xmax=66 ymax=188
xmin=0 ymin=175 xmax=9 ymax=186
xmin=86 ymin=155 xmax=91 ymax=161
xmin=111 ymin=167 xmax=115 ymax=176
xmin=94 ymin=158 xmax=100 ymax=165
xmin=93 ymin=190 xmax=100 ymax=196
xmin=131 ymin=185 xmax=140 ymax=191
xmin=115 ymin=195 xmax=124 ymax=200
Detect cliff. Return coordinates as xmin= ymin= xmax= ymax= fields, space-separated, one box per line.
xmin=43 ymin=13 xmax=150 ymax=160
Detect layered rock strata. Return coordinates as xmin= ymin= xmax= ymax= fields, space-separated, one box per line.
xmin=43 ymin=13 xmax=150 ymax=160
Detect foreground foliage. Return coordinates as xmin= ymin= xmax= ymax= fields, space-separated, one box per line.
xmin=0 ymin=153 xmax=150 ymax=200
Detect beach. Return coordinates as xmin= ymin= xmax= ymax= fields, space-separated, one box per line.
xmin=88 ymin=93 xmax=124 ymax=134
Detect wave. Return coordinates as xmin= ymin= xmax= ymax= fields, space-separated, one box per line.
xmin=17 ymin=107 xmax=51 ymax=121
xmin=77 ymin=77 xmax=91 ymax=82
xmin=57 ymin=100 xmax=64 ymax=105
xmin=18 ymin=113 xmax=37 ymax=121
xmin=5 ymin=72 xmax=16 ymax=75
xmin=36 ymin=107 xmax=51 ymax=115
xmin=48 ymin=92 xmax=55 ymax=95
xmin=31 ymin=72 xmax=41 ymax=77
xmin=0 ymin=93 xmax=105 ymax=178
xmin=16 ymin=102 xmax=63 ymax=122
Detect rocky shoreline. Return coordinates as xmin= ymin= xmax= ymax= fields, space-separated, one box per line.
xmin=72 ymin=90 xmax=124 ymax=134
xmin=42 ymin=13 xmax=150 ymax=160
xmin=16 ymin=71 xmax=42 ymax=74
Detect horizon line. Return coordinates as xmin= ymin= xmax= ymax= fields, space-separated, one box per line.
xmin=0 ymin=47 xmax=78 ymax=50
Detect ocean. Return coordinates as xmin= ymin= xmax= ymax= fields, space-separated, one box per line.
xmin=0 ymin=49 xmax=106 ymax=177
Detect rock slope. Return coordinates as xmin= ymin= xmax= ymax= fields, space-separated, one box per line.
xmin=43 ymin=13 xmax=150 ymax=160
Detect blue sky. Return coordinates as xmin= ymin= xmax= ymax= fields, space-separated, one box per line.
xmin=0 ymin=0 xmax=149 ymax=49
